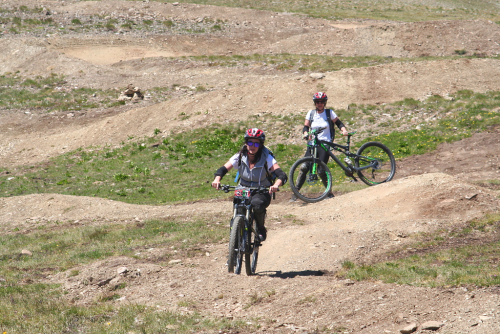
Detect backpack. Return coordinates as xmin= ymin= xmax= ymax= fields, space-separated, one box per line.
xmin=309 ymin=108 xmax=335 ymax=142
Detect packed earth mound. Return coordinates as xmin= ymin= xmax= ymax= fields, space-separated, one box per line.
xmin=41 ymin=173 xmax=500 ymax=333
xmin=1 ymin=0 xmax=500 ymax=333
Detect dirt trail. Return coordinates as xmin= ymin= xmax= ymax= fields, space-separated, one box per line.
xmin=32 ymin=172 xmax=499 ymax=333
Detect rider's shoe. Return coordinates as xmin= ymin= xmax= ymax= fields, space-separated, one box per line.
xmin=327 ymin=192 xmax=335 ymax=199
xmin=289 ymin=194 xmax=298 ymax=202
xmin=259 ymin=227 xmax=267 ymax=242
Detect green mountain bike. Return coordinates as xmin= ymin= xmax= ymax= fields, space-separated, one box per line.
xmin=289 ymin=127 xmax=396 ymax=203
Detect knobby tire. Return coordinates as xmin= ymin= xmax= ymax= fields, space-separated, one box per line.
xmin=289 ymin=156 xmax=332 ymax=203
xmin=228 ymin=216 xmax=244 ymax=274
xmin=244 ymin=230 xmax=252 ymax=276
xmin=355 ymin=142 xmax=396 ymax=186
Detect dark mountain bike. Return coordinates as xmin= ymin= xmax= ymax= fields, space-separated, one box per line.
xmin=289 ymin=127 xmax=396 ymax=203
xmin=221 ymin=184 xmax=267 ymax=275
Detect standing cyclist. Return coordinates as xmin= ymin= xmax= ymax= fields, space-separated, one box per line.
xmin=290 ymin=92 xmax=349 ymax=201
xmin=212 ymin=128 xmax=287 ymax=241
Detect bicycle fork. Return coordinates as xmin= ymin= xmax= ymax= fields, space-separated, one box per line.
xmin=309 ymin=157 xmax=331 ymax=188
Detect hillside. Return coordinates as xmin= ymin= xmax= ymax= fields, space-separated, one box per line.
xmin=1 ymin=1 xmax=500 ymax=333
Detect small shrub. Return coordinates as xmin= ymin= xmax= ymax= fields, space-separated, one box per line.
xmin=342 ymin=260 xmax=355 ymax=269
xmin=114 ymin=173 xmax=129 ymax=181
xmin=105 ymin=23 xmax=115 ymax=31
xmin=112 ymin=283 xmax=126 ymax=290
xmin=163 ymin=20 xmax=174 ymax=28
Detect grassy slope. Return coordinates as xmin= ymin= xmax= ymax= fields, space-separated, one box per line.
xmin=157 ymin=0 xmax=500 ymax=22
xmin=1 ymin=88 xmax=500 ymax=204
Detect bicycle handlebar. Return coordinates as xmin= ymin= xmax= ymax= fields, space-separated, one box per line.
xmin=220 ymin=184 xmax=270 ymax=194
xmin=307 ymin=128 xmax=357 ymax=138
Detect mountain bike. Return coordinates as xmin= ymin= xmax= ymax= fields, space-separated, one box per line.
xmin=221 ymin=184 xmax=267 ymax=275
xmin=289 ymin=127 xmax=396 ymax=203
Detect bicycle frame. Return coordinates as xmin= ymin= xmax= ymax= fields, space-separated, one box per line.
xmin=308 ymin=129 xmax=381 ymax=176
xmin=223 ymin=185 xmax=264 ymax=250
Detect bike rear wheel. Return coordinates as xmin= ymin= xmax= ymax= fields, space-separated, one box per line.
xmin=355 ymin=142 xmax=396 ymax=186
xmin=289 ymin=156 xmax=332 ymax=203
xmin=228 ymin=216 xmax=245 ymax=274
xmin=244 ymin=238 xmax=252 ymax=276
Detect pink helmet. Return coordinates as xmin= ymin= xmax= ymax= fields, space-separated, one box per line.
xmin=313 ymin=92 xmax=328 ymax=102
xmin=244 ymin=128 xmax=265 ymax=142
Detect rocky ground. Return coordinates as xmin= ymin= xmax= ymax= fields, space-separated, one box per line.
xmin=1 ymin=1 xmax=500 ymax=333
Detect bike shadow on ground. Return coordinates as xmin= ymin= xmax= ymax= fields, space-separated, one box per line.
xmin=257 ymin=270 xmax=328 ymax=278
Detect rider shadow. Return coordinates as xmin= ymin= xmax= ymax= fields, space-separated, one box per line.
xmin=257 ymin=270 xmax=328 ymax=278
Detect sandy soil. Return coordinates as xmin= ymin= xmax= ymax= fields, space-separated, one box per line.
xmin=1 ymin=1 xmax=500 ymax=333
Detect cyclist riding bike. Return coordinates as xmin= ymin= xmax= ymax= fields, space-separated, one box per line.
xmin=290 ymin=92 xmax=349 ymax=202
xmin=212 ymin=128 xmax=287 ymax=241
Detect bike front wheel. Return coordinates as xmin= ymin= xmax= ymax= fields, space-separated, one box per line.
xmin=248 ymin=220 xmax=259 ymax=275
xmin=289 ymin=156 xmax=332 ymax=203
xmin=228 ymin=216 xmax=245 ymax=274
xmin=355 ymin=142 xmax=396 ymax=186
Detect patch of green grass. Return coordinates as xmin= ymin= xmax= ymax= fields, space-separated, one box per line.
xmin=297 ymin=295 xmax=316 ymax=304
xmin=0 ymin=73 xmax=172 ymax=112
xmin=0 ymin=288 xmax=248 ymax=333
xmin=346 ymin=89 xmax=500 ymax=160
xmin=244 ymin=290 xmax=275 ymax=309
xmin=343 ymin=245 xmax=500 ymax=287
xmin=0 ymin=121 xmax=303 ymax=203
xmin=0 ymin=217 xmax=227 ymax=284
xmin=163 ymin=19 xmax=174 ymax=27
xmin=151 ymin=0 xmax=500 ymax=22
xmin=185 ymin=53 xmax=500 ymax=74
xmin=0 ymin=8 xmax=226 ymax=35
xmin=0 ymin=73 xmax=106 ymax=112
xmin=121 ymin=22 xmax=133 ymax=30
xmin=177 ymin=299 xmax=197 ymax=308
xmin=105 ymin=22 xmax=116 ymax=31
xmin=338 ymin=215 xmax=500 ymax=287
xmin=477 ymin=179 xmax=500 ymax=185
